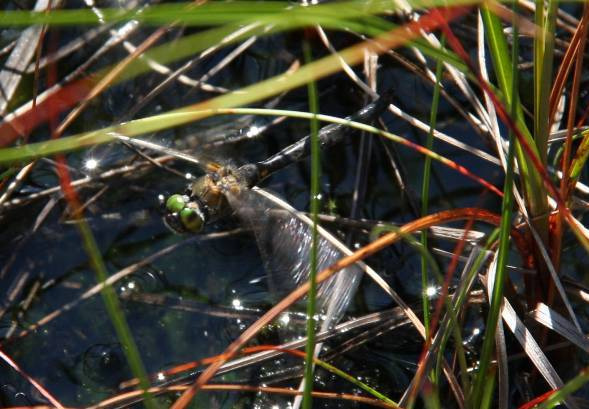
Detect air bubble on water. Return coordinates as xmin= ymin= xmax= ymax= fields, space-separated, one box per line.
xmin=157 ymin=372 xmax=166 ymax=381
xmin=232 ymin=298 xmax=242 ymax=310
xmin=15 ymin=392 xmax=27 ymax=401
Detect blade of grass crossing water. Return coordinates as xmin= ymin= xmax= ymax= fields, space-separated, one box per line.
xmin=267 ymin=347 xmax=398 ymax=406
xmin=421 ymin=35 xmax=445 ymax=339
xmin=471 ymin=6 xmax=519 ymax=406
xmin=434 ymin=229 xmax=501 ymax=396
xmin=420 ymin=34 xmax=445 ymax=407
xmin=372 ymin=224 xmax=465 ymax=409
xmin=302 ymin=38 xmax=320 ymax=409
xmin=76 ymin=218 xmax=157 ymax=409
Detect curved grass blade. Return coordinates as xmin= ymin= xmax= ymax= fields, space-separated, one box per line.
xmin=0 ymin=5 xmax=472 ymax=149
xmin=0 ymin=1 xmax=480 ymax=27
xmin=0 ymin=108 xmax=504 ymax=198
xmin=470 ymin=6 xmax=519 ymax=406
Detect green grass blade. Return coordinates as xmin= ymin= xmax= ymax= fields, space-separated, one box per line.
xmin=0 ymin=5 xmax=474 ymax=152
xmin=434 ymin=229 xmax=501 ymax=399
xmin=420 ymin=36 xmax=445 ymax=337
xmin=0 ymin=107 xmax=504 ymax=200
xmin=534 ymin=0 xmax=558 ymax=163
xmin=0 ymin=0 xmax=484 ymax=27
xmin=302 ymin=38 xmax=320 ymax=409
xmin=372 ymin=224 xmax=466 ymax=409
xmin=76 ymin=218 xmax=156 ymax=409
xmin=481 ymin=5 xmax=549 ymax=238
xmin=566 ymin=129 xmax=589 ymax=184
xmin=290 ymin=349 xmax=397 ymax=406
xmin=0 ymin=8 xmax=473 ymax=165
xmin=470 ymin=7 xmax=519 ymax=405
xmin=536 ymin=370 xmax=589 ymax=408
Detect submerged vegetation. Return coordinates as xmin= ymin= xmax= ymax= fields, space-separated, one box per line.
xmin=1 ymin=1 xmax=589 ymax=408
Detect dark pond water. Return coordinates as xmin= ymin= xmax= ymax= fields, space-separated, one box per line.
xmin=1 ymin=1 xmax=589 ymax=408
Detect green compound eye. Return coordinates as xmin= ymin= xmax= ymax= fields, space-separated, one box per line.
xmin=179 ymin=207 xmax=205 ymax=232
xmin=166 ymin=194 xmax=187 ymax=213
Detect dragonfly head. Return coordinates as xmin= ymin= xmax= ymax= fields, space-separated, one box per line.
xmin=163 ymin=194 xmax=206 ymax=233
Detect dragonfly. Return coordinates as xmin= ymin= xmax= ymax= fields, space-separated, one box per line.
xmin=163 ymin=91 xmax=394 ymax=234
xmin=135 ymin=92 xmax=395 ymax=325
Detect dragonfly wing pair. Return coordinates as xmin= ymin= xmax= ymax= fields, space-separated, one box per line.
xmin=225 ymin=186 xmax=362 ymax=328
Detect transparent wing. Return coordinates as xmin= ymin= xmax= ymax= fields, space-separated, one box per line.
xmin=226 ymin=186 xmax=362 ymax=328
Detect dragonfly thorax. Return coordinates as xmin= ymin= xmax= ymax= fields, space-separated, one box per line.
xmin=164 ymin=166 xmax=246 ymax=234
